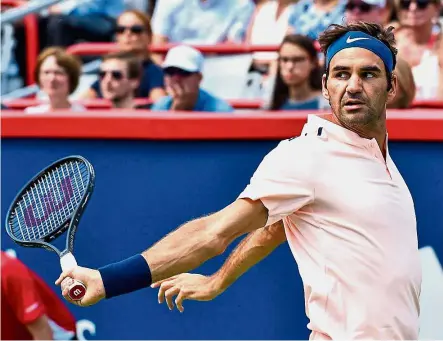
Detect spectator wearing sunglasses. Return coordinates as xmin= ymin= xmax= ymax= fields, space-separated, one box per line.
xmin=152 ymin=45 xmax=234 ymax=112
xmin=82 ymin=10 xmax=166 ymax=102
xmin=345 ymin=0 xmax=391 ymax=24
xmin=25 ymin=48 xmax=85 ymax=114
xmin=99 ymin=51 xmax=150 ymax=109
xmin=394 ymin=0 xmax=441 ymax=99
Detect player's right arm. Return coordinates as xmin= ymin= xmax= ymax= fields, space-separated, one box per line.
xmin=151 ymin=220 xmax=287 ymax=312
xmin=56 ymin=198 xmax=269 ymax=306
xmin=56 ymin=137 xmax=315 ymax=307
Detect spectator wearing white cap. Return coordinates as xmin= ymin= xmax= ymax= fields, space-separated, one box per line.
xmin=345 ymin=0 xmax=390 ymax=24
xmin=151 ymin=46 xmax=234 ymax=112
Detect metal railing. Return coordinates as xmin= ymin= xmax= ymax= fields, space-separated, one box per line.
xmin=0 ymin=0 xmax=63 ymax=25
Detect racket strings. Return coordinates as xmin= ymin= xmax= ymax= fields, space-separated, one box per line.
xmin=10 ymin=161 xmax=90 ymax=241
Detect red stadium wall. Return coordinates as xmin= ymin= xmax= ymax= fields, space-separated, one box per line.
xmin=2 ymin=109 xmax=443 ymax=141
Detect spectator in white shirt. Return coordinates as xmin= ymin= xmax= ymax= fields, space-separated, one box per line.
xmin=247 ymin=0 xmax=298 ymax=74
xmin=151 ymin=0 xmax=255 ymax=45
xmin=25 ymin=48 xmax=85 ymax=114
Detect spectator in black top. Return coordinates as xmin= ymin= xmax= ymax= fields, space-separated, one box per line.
xmin=82 ymin=10 xmax=166 ymax=101
xmin=99 ymin=51 xmax=150 ymax=109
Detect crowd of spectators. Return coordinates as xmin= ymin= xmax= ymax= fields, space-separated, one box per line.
xmin=1 ymin=0 xmax=442 ymax=112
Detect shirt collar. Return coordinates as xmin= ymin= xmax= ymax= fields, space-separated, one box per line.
xmin=304 ymin=114 xmax=389 ymax=153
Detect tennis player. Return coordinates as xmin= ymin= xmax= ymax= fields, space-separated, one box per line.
xmin=56 ymin=22 xmax=422 ymax=340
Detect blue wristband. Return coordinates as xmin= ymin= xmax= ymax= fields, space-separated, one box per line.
xmin=98 ymin=254 xmax=152 ymax=299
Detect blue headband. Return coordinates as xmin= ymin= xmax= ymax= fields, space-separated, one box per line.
xmin=325 ymin=31 xmax=394 ymax=73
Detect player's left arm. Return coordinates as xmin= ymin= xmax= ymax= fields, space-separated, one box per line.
xmin=152 ymin=220 xmax=287 ymax=312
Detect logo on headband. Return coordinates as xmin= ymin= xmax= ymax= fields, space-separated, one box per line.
xmin=346 ymin=37 xmax=370 ymax=43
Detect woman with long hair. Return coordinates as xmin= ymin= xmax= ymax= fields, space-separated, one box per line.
xmin=265 ymin=34 xmax=327 ymax=110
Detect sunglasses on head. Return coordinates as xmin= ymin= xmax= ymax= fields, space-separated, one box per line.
xmin=99 ymin=70 xmax=124 ymax=80
xmin=345 ymin=2 xmax=376 ymax=12
xmin=164 ymin=67 xmax=194 ymax=77
xmin=115 ymin=25 xmax=145 ymax=35
xmin=399 ymin=0 xmax=433 ymax=9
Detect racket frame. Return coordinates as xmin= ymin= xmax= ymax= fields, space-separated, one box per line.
xmin=5 ymin=155 xmax=95 ymax=257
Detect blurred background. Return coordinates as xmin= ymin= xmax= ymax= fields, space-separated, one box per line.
xmin=1 ymin=0 xmax=442 ymax=340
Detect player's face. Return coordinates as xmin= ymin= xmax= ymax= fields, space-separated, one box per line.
xmin=39 ymin=56 xmax=70 ymax=98
xmin=322 ymin=48 xmax=396 ymax=128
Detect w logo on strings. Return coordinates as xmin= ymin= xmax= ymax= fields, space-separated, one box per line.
xmin=24 ymin=176 xmax=74 ymax=227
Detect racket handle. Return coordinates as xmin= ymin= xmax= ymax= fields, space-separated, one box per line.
xmin=62 ymin=277 xmax=87 ymax=301
xmin=60 ymin=252 xmax=86 ymax=301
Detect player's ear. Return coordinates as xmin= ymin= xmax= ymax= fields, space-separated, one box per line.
xmin=322 ymin=73 xmax=329 ymax=100
xmin=387 ymin=73 xmax=397 ymax=103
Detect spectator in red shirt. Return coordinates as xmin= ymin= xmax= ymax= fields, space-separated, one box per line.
xmin=1 ymin=251 xmax=77 ymax=340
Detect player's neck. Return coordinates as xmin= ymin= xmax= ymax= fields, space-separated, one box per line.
xmin=326 ymin=114 xmax=387 ymax=157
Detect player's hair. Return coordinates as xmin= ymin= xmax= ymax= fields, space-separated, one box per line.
xmin=102 ymin=51 xmax=143 ymax=80
xmin=318 ymin=22 xmax=398 ymax=89
xmin=34 ymin=47 xmax=82 ymax=94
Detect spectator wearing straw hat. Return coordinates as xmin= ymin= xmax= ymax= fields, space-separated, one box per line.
xmin=151 ymin=45 xmax=234 ymax=112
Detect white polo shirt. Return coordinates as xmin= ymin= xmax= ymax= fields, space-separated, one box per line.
xmin=239 ymin=114 xmax=422 ymax=340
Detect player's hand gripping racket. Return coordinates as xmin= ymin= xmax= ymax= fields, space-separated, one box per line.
xmin=5 ymin=156 xmax=94 ymax=302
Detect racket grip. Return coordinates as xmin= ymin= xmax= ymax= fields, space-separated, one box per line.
xmin=60 ymin=252 xmax=86 ymax=301
xmin=61 ymin=277 xmax=87 ymax=301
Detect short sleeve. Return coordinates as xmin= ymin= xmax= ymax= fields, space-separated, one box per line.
xmin=238 ymin=138 xmax=315 ymax=226
xmin=151 ymin=0 xmax=176 ymax=36
xmin=3 ymin=258 xmax=46 ymax=324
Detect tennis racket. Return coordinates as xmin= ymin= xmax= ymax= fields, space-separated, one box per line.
xmin=5 ymin=155 xmax=95 ymax=301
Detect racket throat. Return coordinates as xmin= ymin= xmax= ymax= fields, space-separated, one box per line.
xmin=60 ymin=252 xmax=78 ymax=272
